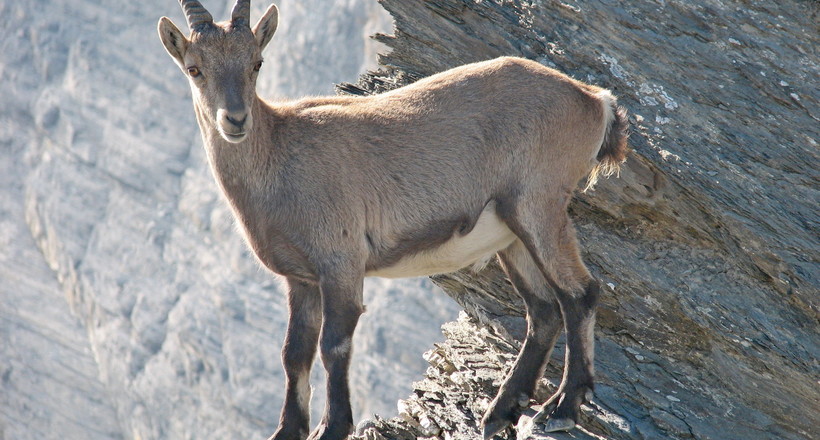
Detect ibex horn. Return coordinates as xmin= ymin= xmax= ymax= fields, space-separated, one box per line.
xmin=231 ymin=0 xmax=252 ymax=27
xmin=179 ymin=0 xmax=214 ymax=31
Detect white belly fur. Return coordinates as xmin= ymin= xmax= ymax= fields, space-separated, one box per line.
xmin=366 ymin=202 xmax=517 ymax=279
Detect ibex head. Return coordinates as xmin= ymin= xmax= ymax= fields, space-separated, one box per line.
xmin=158 ymin=0 xmax=279 ymax=143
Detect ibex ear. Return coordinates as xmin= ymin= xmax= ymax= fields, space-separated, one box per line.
xmin=252 ymin=4 xmax=279 ymax=51
xmin=158 ymin=17 xmax=189 ymax=70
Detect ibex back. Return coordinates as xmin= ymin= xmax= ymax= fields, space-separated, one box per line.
xmin=158 ymin=1 xmax=628 ymax=439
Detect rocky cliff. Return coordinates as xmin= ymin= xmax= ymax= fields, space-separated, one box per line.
xmin=345 ymin=0 xmax=819 ymax=439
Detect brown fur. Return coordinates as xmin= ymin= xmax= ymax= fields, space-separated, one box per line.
xmin=158 ymin=2 xmax=628 ymax=439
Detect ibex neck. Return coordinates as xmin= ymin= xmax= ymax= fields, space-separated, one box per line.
xmin=193 ymin=96 xmax=274 ymax=197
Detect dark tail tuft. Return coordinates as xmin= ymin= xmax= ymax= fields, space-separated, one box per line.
xmin=585 ymin=99 xmax=629 ymax=191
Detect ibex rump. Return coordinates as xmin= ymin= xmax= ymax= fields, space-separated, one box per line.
xmin=158 ymin=1 xmax=628 ymax=439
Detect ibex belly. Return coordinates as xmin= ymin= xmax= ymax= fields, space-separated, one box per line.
xmin=366 ymin=203 xmax=517 ymax=279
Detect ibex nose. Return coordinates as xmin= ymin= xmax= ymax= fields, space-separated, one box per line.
xmin=225 ymin=112 xmax=247 ymax=129
xmin=217 ymin=108 xmax=252 ymax=143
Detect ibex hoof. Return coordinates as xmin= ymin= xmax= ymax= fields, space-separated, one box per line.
xmin=482 ymin=392 xmax=528 ymax=439
xmin=306 ymin=421 xmax=353 ymax=440
xmin=482 ymin=417 xmax=511 ymax=440
xmin=541 ymin=417 xmax=576 ymax=433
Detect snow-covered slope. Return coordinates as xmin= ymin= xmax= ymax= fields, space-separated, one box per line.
xmin=0 ymin=1 xmax=460 ymax=438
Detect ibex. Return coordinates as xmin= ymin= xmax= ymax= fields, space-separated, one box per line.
xmin=158 ymin=1 xmax=628 ymax=439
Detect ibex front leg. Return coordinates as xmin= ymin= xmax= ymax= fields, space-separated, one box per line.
xmin=308 ymin=268 xmax=365 ymax=440
xmin=270 ymin=279 xmax=321 ymax=440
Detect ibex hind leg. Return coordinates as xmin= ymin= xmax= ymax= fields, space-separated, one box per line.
xmin=501 ymin=197 xmax=599 ymax=433
xmin=270 ymin=279 xmax=322 ymax=440
xmin=482 ymin=239 xmax=563 ymax=439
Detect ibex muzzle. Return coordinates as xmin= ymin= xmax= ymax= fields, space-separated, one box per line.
xmin=158 ymin=1 xmax=628 ymax=439
xmin=216 ymin=74 xmax=253 ymax=143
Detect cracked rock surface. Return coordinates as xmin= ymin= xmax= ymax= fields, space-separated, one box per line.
xmin=348 ymin=0 xmax=818 ymax=439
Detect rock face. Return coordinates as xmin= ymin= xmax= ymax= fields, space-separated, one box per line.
xmin=345 ymin=0 xmax=819 ymax=439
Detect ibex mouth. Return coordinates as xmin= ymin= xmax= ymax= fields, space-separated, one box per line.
xmin=222 ymin=131 xmax=247 ymax=143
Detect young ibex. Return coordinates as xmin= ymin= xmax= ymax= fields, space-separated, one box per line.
xmin=158 ymin=1 xmax=628 ymax=439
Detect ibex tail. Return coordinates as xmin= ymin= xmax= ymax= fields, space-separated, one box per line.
xmin=585 ymin=92 xmax=629 ymax=191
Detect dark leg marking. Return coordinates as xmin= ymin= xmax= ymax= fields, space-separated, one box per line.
xmin=307 ymin=271 xmax=364 ymax=440
xmin=482 ymin=240 xmax=564 ymax=439
xmin=498 ymin=196 xmax=599 ymax=432
xmin=270 ymin=279 xmax=322 ymax=440
xmin=542 ymin=279 xmax=599 ymax=432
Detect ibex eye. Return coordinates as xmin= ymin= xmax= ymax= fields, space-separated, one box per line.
xmin=187 ymin=66 xmax=201 ymax=78
xmin=253 ymin=61 xmax=263 ymax=72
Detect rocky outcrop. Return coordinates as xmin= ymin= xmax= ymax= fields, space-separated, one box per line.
xmin=347 ymin=1 xmax=819 ymax=439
